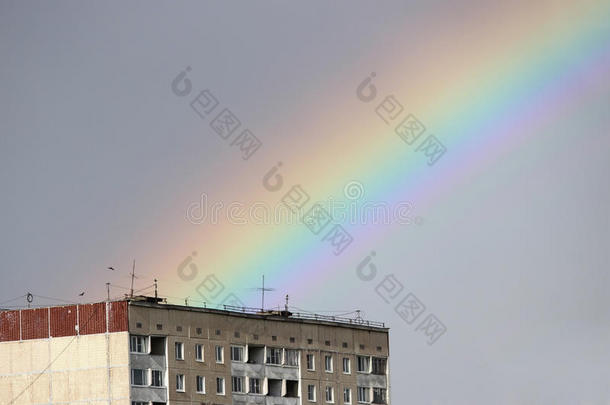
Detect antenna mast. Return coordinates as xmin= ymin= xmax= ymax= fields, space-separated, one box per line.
xmin=249 ymin=275 xmax=275 ymax=312
xmin=130 ymin=259 xmax=136 ymax=298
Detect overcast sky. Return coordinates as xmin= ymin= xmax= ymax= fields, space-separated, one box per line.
xmin=1 ymin=1 xmax=609 ymax=404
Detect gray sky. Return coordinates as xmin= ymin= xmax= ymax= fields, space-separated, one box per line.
xmin=1 ymin=1 xmax=609 ymax=403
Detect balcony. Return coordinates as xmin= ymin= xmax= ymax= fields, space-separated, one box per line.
xmin=356 ymin=373 xmax=387 ymax=389
xmin=232 ymin=394 xmax=299 ymax=405
xmin=248 ymin=345 xmax=265 ymax=364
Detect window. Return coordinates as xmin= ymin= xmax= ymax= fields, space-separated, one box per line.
xmin=131 ymin=369 xmax=147 ymax=386
xmin=372 ymin=358 xmax=387 ymax=375
xmin=249 ymin=377 xmax=261 ymax=394
xmin=175 ymin=342 xmax=184 ymax=360
xmin=215 ymin=345 xmax=224 ymax=363
xmin=176 ymin=374 xmax=185 ymax=392
xmin=344 ymin=388 xmax=352 ymax=404
xmin=307 ymin=384 xmax=316 ymax=401
xmin=357 ymin=356 xmax=370 ymax=373
xmin=216 ymin=377 xmax=225 ymax=395
xmin=195 ymin=344 xmax=204 ymax=362
xmin=372 ymin=388 xmax=387 ymax=404
xmin=151 ymin=370 xmax=163 ymax=387
xmin=266 ymin=347 xmax=282 ymax=364
xmin=132 ymin=402 xmax=147 ymax=405
xmin=231 ymin=346 xmax=244 ymax=362
xmin=343 ymin=357 xmax=351 ymax=374
xmin=357 ymin=387 xmax=370 ymax=403
xmin=325 ymin=386 xmax=334 ymax=403
xmin=306 ymin=354 xmax=315 ymax=370
xmin=232 ymin=376 xmax=244 ymax=393
xmin=130 ymin=336 xmax=147 ymax=353
xmin=285 ymin=349 xmax=299 ymax=366
xmin=325 ymin=355 xmax=333 ymax=372
xmin=196 ymin=375 xmax=205 ymax=393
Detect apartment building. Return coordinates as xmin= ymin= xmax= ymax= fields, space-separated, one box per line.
xmin=0 ymin=296 xmax=390 ymax=405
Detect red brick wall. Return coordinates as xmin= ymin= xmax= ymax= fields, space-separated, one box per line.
xmin=0 ymin=301 xmax=127 ymax=342
xmin=78 ymin=302 xmax=107 ymax=335
xmin=50 ymin=305 xmax=77 ymax=337
xmin=21 ymin=308 xmax=49 ymax=340
xmin=108 ymin=300 xmax=128 ymax=332
xmin=0 ymin=310 xmax=20 ymax=341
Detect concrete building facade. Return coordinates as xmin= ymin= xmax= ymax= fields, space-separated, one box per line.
xmin=0 ymin=297 xmax=390 ymax=405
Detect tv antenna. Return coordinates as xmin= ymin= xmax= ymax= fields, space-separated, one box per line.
xmin=107 ymin=261 xmax=139 ymax=299
xmin=129 ymin=259 xmax=136 ymax=298
xmin=247 ymin=275 xmax=276 ymax=311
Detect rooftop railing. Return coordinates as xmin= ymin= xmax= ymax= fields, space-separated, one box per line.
xmin=222 ymin=304 xmax=386 ymax=328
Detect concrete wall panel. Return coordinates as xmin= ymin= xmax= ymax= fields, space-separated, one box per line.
xmin=0 ymin=332 xmax=130 ymax=404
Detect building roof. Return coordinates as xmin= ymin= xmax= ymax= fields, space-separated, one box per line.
xmin=0 ymin=296 xmax=389 ymax=333
xmin=128 ymin=296 xmax=389 ymax=331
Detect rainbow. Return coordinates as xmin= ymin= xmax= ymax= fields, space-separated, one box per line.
xmin=140 ymin=1 xmax=609 ymax=309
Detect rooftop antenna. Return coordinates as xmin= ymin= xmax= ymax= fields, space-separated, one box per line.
xmin=154 ymin=279 xmax=158 ymax=299
xmin=262 ymin=275 xmax=276 ymax=311
xmin=285 ymin=294 xmax=289 ymax=313
xmin=106 ymin=283 xmax=110 ymax=301
xmin=245 ymin=275 xmax=276 ymax=311
xmin=129 ymin=259 xmax=136 ymax=298
xmin=255 ymin=275 xmax=275 ymax=311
